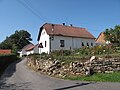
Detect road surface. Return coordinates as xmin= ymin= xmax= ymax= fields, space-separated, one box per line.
xmin=0 ymin=58 xmax=120 ymax=90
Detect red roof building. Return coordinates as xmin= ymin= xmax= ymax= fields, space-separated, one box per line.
xmin=95 ymin=32 xmax=106 ymax=45
xmin=0 ymin=49 xmax=11 ymax=54
xmin=38 ymin=23 xmax=96 ymax=54
xmin=38 ymin=23 xmax=95 ymax=41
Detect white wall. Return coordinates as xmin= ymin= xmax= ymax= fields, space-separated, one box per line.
xmin=38 ymin=29 xmax=95 ymax=54
xmin=26 ymin=50 xmax=34 ymax=55
xmin=38 ymin=29 xmax=50 ymax=54
xmin=50 ymin=36 xmax=95 ymax=51
xmin=34 ymin=45 xmax=39 ymax=54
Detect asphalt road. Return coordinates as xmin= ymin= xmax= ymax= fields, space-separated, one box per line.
xmin=0 ymin=58 xmax=120 ymax=90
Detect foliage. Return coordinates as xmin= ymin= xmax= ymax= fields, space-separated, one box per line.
xmin=51 ymin=50 xmax=72 ymax=57
xmin=74 ymin=45 xmax=116 ymax=56
xmin=65 ymin=72 xmax=120 ymax=82
xmin=28 ymin=45 xmax=118 ymax=63
xmin=104 ymin=25 xmax=120 ymax=46
xmin=0 ymin=30 xmax=32 ymax=54
xmin=0 ymin=54 xmax=18 ymax=76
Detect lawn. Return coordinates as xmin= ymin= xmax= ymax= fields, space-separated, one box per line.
xmin=65 ymin=72 xmax=120 ymax=82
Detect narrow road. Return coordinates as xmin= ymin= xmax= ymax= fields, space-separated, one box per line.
xmin=0 ymin=58 xmax=120 ymax=90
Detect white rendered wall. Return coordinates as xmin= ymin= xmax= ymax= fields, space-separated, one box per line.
xmin=38 ymin=29 xmax=95 ymax=54
xmin=26 ymin=50 xmax=34 ymax=55
xmin=50 ymin=36 xmax=95 ymax=51
xmin=38 ymin=29 xmax=50 ymax=54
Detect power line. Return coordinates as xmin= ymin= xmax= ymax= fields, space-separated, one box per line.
xmin=17 ymin=0 xmax=47 ymax=22
xmin=24 ymin=0 xmax=48 ymax=20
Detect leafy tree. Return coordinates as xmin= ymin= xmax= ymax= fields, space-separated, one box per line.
xmin=0 ymin=30 xmax=32 ymax=54
xmin=104 ymin=25 xmax=120 ymax=46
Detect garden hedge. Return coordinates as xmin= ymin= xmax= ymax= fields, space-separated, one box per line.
xmin=0 ymin=54 xmax=18 ymax=76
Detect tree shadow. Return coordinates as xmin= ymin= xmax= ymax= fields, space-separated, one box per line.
xmin=0 ymin=59 xmax=22 ymax=89
xmin=54 ymin=82 xmax=96 ymax=90
xmin=0 ymin=82 xmax=32 ymax=90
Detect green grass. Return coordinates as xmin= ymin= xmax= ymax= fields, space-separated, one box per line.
xmin=65 ymin=72 xmax=120 ymax=82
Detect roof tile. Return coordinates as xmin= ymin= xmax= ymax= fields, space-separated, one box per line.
xmin=42 ymin=23 xmax=95 ymax=39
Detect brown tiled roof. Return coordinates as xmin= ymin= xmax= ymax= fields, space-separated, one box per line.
xmin=38 ymin=23 xmax=95 ymax=41
xmin=22 ymin=44 xmax=34 ymax=51
xmin=95 ymin=32 xmax=106 ymax=44
xmin=26 ymin=45 xmax=34 ymax=51
xmin=0 ymin=49 xmax=11 ymax=54
xmin=26 ymin=44 xmax=39 ymax=51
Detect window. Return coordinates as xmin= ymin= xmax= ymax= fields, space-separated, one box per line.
xmin=87 ymin=42 xmax=89 ymax=46
xmin=51 ymin=36 xmax=54 ymax=40
xmin=60 ymin=40 xmax=64 ymax=47
xmin=91 ymin=43 xmax=93 ymax=46
xmin=82 ymin=42 xmax=84 ymax=46
xmin=45 ymin=41 xmax=47 ymax=47
xmin=38 ymin=43 xmax=43 ymax=48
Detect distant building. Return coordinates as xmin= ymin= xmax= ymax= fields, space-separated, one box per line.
xmin=0 ymin=49 xmax=11 ymax=54
xmin=19 ymin=43 xmax=34 ymax=57
xmin=95 ymin=32 xmax=110 ymax=45
xmin=37 ymin=23 xmax=96 ymax=54
xmin=26 ymin=44 xmax=39 ymax=55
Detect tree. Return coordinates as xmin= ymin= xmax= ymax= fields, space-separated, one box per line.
xmin=104 ymin=25 xmax=120 ymax=46
xmin=0 ymin=30 xmax=32 ymax=54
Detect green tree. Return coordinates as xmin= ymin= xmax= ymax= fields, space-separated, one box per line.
xmin=104 ymin=25 xmax=120 ymax=46
xmin=0 ymin=30 xmax=32 ymax=54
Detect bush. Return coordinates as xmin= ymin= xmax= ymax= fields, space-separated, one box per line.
xmin=0 ymin=54 xmax=18 ymax=76
xmin=75 ymin=45 xmax=116 ymax=56
xmin=51 ymin=50 xmax=72 ymax=57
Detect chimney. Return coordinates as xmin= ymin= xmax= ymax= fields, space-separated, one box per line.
xmin=62 ymin=23 xmax=65 ymax=26
xmin=70 ymin=24 xmax=73 ymax=27
xmin=52 ymin=24 xmax=54 ymax=32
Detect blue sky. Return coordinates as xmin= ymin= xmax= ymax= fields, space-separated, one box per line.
xmin=0 ymin=0 xmax=120 ymax=44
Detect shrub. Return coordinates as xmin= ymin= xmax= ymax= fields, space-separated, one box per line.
xmin=0 ymin=54 xmax=18 ymax=76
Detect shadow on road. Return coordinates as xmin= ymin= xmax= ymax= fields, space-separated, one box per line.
xmin=54 ymin=82 xmax=96 ymax=90
xmin=0 ymin=59 xmax=22 ymax=89
xmin=0 ymin=82 xmax=32 ymax=90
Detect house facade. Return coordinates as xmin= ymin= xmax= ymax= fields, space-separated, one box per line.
xmin=26 ymin=44 xmax=39 ymax=55
xmin=37 ymin=23 xmax=96 ymax=54
xmin=19 ymin=43 xmax=34 ymax=57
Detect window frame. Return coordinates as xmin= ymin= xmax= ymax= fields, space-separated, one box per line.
xmin=82 ymin=42 xmax=84 ymax=46
xmin=60 ymin=40 xmax=65 ymax=47
xmin=45 ymin=41 xmax=47 ymax=47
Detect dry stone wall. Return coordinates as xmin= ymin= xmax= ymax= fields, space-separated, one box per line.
xmin=26 ymin=56 xmax=120 ymax=78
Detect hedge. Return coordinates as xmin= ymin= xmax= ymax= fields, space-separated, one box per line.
xmin=0 ymin=54 xmax=18 ymax=76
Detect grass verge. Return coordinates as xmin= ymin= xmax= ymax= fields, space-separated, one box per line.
xmin=65 ymin=72 xmax=120 ymax=82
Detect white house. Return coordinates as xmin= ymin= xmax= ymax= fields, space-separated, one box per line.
xmin=26 ymin=44 xmax=39 ymax=55
xmin=37 ymin=23 xmax=96 ymax=54
xmin=19 ymin=43 xmax=34 ymax=57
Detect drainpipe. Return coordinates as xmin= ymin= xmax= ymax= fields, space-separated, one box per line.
xmin=50 ymin=36 xmax=51 ymax=53
xmin=50 ymin=24 xmax=54 ymax=53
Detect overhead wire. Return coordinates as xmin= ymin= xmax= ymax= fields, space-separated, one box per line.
xmin=23 ymin=0 xmax=49 ymax=21
xmin=17 ymin=0 xmax=47 ymax=22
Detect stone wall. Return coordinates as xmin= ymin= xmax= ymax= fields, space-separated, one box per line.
xmin=26 ymin=56 xmax=120 ymax=78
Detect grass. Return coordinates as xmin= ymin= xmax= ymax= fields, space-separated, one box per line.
xmin=65 ymin=72 xmax=120 ymax=82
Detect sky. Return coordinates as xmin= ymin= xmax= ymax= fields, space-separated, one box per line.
xmin=0 ymin=0 xmax=120 ymax=44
